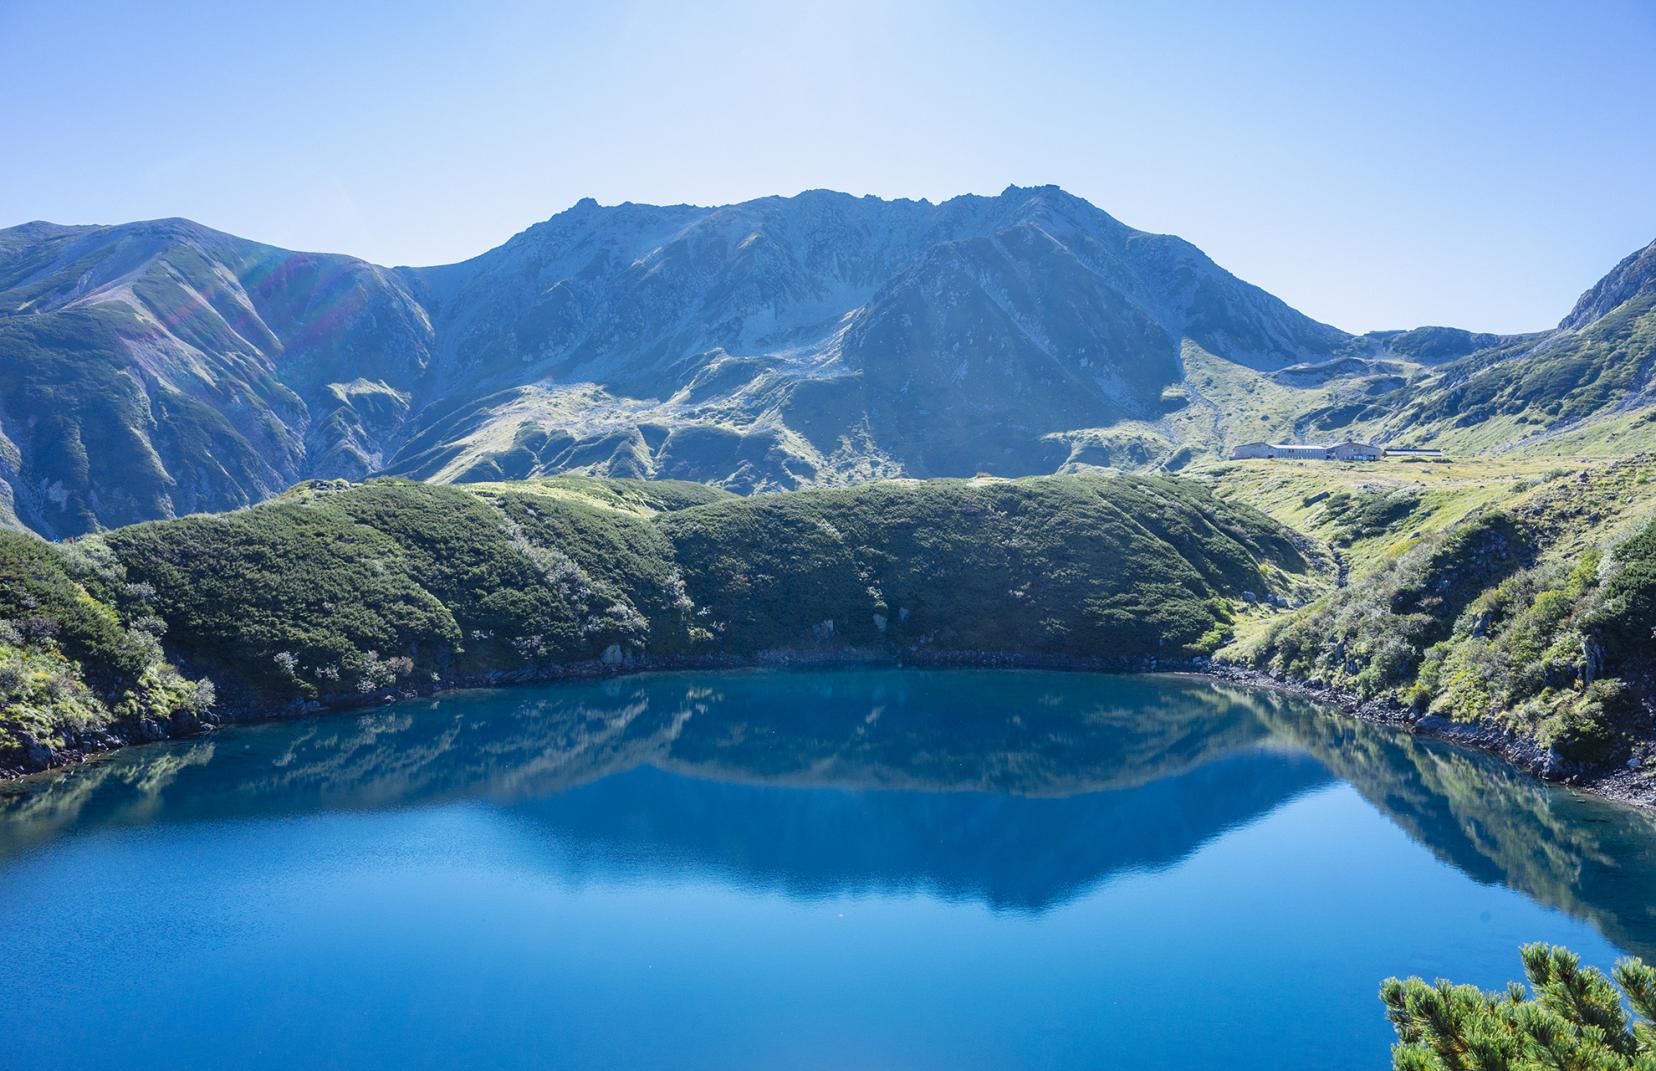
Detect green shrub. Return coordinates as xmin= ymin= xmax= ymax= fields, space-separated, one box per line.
xmin=4 ymin=473 xmax=1314 ymax=769
xmin=1380 ymin=944 xmax=1656 ymax=1070
xmin=1255 ymin=511 xmax=1529 ymax=700
xmin=1584 ymin=520 xmax=1656 ymax=664
xmin=0 ymin=530 xmax=208 ymax=765
xmin=1322 ymin=487 xmax=1423 ymax=546
xmin=104 ymin=498 xmax=458 ymax=698
xmin=662 ymin=476 xmax=1298 ymax=658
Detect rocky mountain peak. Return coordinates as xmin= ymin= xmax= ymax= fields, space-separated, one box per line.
xmin=1559 ymin=237 xmax=1656 ymax=330
xmin=11 ymin=190 xmax=1650 ymax=539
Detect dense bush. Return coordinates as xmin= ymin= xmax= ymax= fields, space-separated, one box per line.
xmin=326 ymin=481 xmax=594 ymax=670
xmin=488 ymin=485 xmax=702 ymax=654
xmin=104 ymin=497 xmax=459 ymax=698
xmin=46 ymin=474 xmax=1296 ymax=704
xmin=1254 ymin=511 xmax=1529 ymax=699
xmin=663 ymin=476 xmax=1304 ymax=658
xmin=0 ymin=531 xmax=208 ymax=766
xmin=1414 ymin=515 xmax=1656 ymax=762
xmin=1 ymin=473 xmax=1310 ymax=774
xmin=1585 ymin=519 xmax=1656 ymax=660
xmin=0 ymin=532 xmax=149 ymax=686
xmin=1321 ymin=486 xmax=1423 ymax=546
xmin=1255 ymin=492 xmax=1656 ymax=765
xmin=1380 ymin=944 xmax=1656 ymax=1071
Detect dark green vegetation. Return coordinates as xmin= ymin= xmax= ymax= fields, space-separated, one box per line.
xmin=1320 ymin=485 xmax=1425 ymax=547
xmin=1255 ymin=511 xmax=1532 ymax=702
xmin=0 ymin=474 xmax=1306 ymax=775
xmin=0 ymin=529 xmax=211 ymax=764
xmin=1245 ymin=458 xmax=1656 ymax=773
xmin=1381 ymin=944 xmax=1656 ymax=1071
xmin=660 ymin=476 xmax=1305 ymax=657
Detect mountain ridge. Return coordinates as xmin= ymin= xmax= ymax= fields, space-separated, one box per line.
xmin=2 ymin=188 xmax=1651 ymax=538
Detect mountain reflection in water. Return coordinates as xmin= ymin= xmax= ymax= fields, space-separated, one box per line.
xmin=3 ymin=669 xmax=1653 ymax=954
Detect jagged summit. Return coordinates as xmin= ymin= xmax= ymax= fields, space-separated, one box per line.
xmin=2 ymin=188 xmax=1652 ymax=537
xmin=1560 ymin=237 xmax=1656 ymax=331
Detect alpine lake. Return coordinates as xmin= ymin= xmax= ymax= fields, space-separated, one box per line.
xmin=4 ymin=669 xmax=1654 ymax=1070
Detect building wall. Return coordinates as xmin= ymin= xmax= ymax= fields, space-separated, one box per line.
xmin=1230 ymin=442 xmax=1385 ymax=461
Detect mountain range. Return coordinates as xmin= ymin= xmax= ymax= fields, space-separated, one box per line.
xmin=2 ymin=185 xmax=1652 ymax=538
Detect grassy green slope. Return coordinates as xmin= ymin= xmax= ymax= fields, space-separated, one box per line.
xmin=1197 ymin=456 xmax=1580 ymax=575
xmin=1218 ymin=455 xmax=1656 ymax=776
xmin=0 ymin=473 xmax=1308 ymax=775
xmin=1354 ymin=287 xmax=1656 ymax=457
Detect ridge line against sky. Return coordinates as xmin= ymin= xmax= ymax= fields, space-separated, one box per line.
xmin=2 ymin=0 xmax=1653 ymax=334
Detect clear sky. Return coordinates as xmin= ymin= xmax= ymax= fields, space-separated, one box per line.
xmin=2 ymin=0 xmax=1653 ymax=334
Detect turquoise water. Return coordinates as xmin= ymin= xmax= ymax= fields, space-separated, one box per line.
xmin=3 ymin=669 xmax=1655 ymax=1070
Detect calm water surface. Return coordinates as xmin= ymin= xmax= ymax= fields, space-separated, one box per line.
xmin=3 ymin=669 xmax=1655 ymax=1070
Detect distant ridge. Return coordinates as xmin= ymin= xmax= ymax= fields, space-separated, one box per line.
xmin=0 ymin=189 xmax=1652 ymax=536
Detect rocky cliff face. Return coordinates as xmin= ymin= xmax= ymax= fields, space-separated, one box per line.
xmin=1559 ymin=238 xmax=1656 ymax=332
xmin=0 ymin=186 xmax=1415 ymax=536
xmin=0 ymin=219 xmax=434 ymax=536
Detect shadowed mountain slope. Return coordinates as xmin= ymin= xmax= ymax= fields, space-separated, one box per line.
xmin=6 ymin=193 xmax=1652 ymax=538
xmin=0 ymin=218 xmax=434 ymax=536
xmin=0 ymin=188 xmax=1350 ymax=536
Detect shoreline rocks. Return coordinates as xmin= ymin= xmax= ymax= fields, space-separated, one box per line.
xmin=5 ymin=650 xmax=1652 ymax=813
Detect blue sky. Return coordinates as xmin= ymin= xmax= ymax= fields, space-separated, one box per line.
xmin=2 ymin=0 xmax=1652 ymax=334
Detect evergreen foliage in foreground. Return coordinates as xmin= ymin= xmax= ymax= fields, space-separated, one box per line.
xmin=1382 ymin=944 xmax=1656 ymax=1071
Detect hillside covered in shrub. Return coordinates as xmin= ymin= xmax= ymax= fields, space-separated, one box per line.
xmin=0 ymin=530 xmax=214 ymax=770
xmin=0 ymin=474 xmax=1308 ymax=776
xmin=1234 ymin=457 xmax=1656 ymax=781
